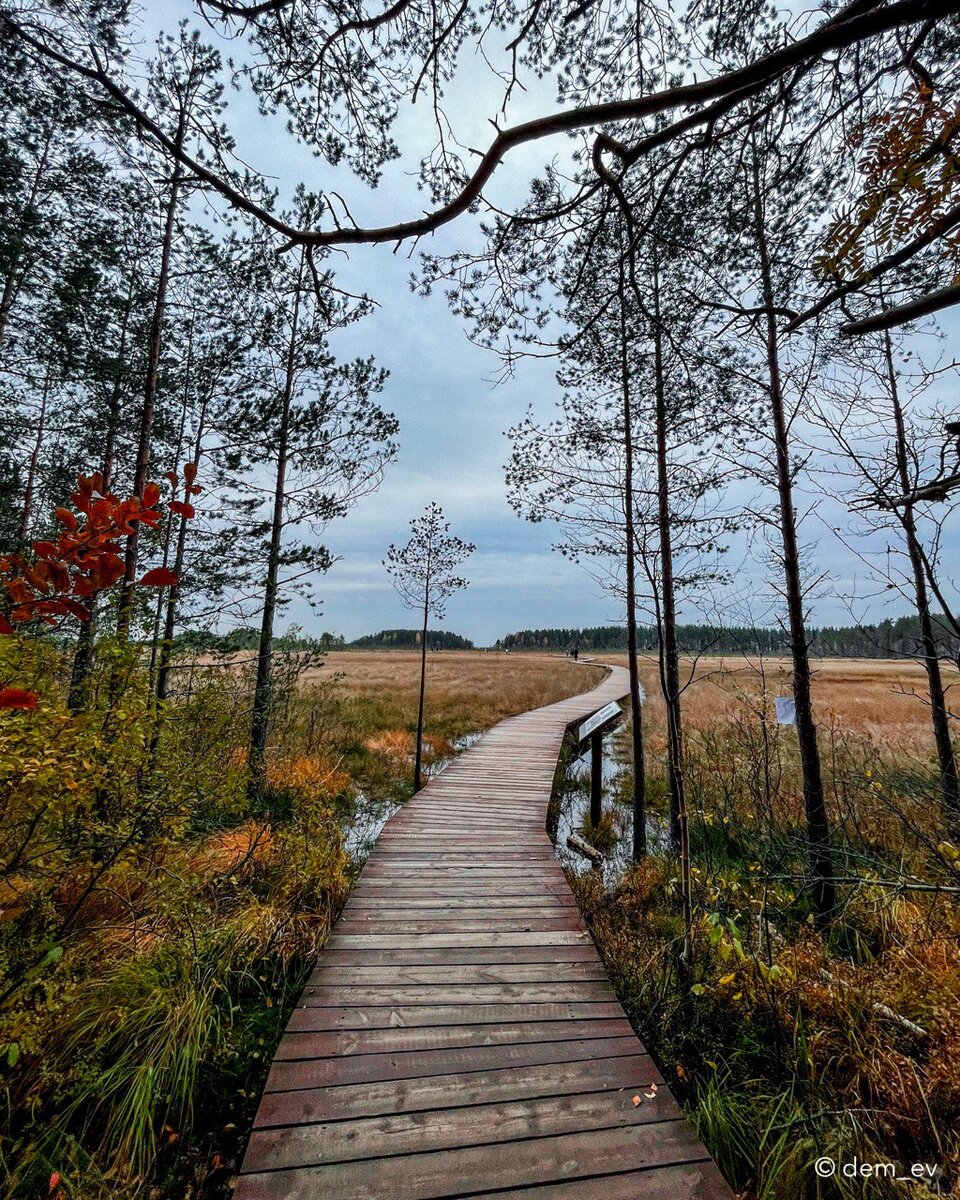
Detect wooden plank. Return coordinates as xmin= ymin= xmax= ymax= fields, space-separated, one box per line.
xmin=340 ymin=906 xmax=579 ymax=918
xmin=274 ymin=1018 xmax=633 ymax=1058
xmin=285 ymin=1002 xmax=625 ymax=1031
xmin=336 ymin=917 xmax=582 ymax=933
xmin=326 ymin=932 xmax=590 ymax=948
xmin=350 ymin=884 xmax=574 ymax=898
xmin=306 ymin=964 xmax=607 ymax=986
xmin=345 ymin=896 xmax=578 ymax=910
xmin=318 ymin=946 xmax=597 ymax=966
xmin=298 ymin=982 xmax=616 ymax=1006
xmin=244 ymin=1088 xmax=684 ymax=1170
xmin=264 ymin=1035 xmax=642 ymax=1092
xmin=359 ymin=865 xmax=568 ymax=877
xmin=253 ymin=1054 xmax=661 ymax=1127
xmin=236 ymin=1121 xmax=709 ymax=1200
xmin=456 ymin=1161 xmax=734 ymax=1200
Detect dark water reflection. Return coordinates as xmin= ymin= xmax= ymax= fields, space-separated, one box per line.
xmin=552 ymin=728 xmax=669 ymax=883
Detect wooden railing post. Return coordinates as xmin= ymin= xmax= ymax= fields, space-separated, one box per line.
xmin=590 ymin=730 xmax=603 ymax=828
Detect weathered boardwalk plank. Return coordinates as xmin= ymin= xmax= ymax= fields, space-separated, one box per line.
xmin=236 ymin=664 xmax=731 ymax=1200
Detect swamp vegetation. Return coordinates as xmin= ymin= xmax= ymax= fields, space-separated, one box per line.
xmin=0 ymin=645 xmax=596 ymax=1198
xmin=561 ymin=657 xmax=960 ymax=1200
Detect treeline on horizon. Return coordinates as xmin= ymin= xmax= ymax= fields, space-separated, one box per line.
xmin=173 ymin=626 xmax=475 ymax=652
xmin=497 ymin=615 xmax=960 ymax=658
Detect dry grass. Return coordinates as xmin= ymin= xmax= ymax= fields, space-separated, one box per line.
xmin=311 ymin=649 xmax=606 ymax=738
xmin=594 ymin=653 xmax=955 ymax=756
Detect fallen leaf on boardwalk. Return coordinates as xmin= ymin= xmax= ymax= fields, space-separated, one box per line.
xmin=631 ymin=1095 xmax=642 ymax=1106
xmin=645 ymin=1090 xmax=657 ymax=1099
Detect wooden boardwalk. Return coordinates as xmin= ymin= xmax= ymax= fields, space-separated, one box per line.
xmin=236 ymin=664 xmax=731 ymax=1200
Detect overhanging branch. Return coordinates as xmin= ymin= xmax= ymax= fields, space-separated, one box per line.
xmin=4 ymin=0 xmax=954 ymax=250
xmin=840 ymin=280 xmax=960 ymax=334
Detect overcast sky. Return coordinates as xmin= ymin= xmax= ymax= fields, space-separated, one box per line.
xmin=145 ymin=2 xmax=959 ymax=646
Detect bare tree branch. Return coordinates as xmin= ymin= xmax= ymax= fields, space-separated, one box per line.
xmin=840 ymin=280 xmax=960 ymax=335
xmin=5 ymin=0 xmax=953 ymax=250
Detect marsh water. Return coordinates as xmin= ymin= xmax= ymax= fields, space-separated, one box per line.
xmin=343 ymin=730 xmax=483 ymax=862
xmin=552 ymin=727 xmax=670 ymax=882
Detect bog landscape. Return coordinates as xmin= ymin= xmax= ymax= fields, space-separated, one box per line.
xmin=2 ymin=1 xmax=960 ymax=1198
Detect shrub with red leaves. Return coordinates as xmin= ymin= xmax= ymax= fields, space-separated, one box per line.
xmin=0 ymin=469 xmax=198 ymax=708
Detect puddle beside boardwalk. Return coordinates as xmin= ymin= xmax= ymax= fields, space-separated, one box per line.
xmin=344 ymin=730 xmax=482 ymax=864
xmin=552 ymin=727 xmax=669 ymax=882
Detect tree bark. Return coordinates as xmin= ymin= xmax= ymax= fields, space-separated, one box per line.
xmin=651 ymin=247 xmax=686 ymax=860
xmin=149 ymin=325 xmax=194 ymax=693
xmin=650 ymin=245 xmax=691 ymax=951
xmin=248 ymin=263 xmax=303 ymax=799
xmin=413 ymin=560 xmax=432 ymax=793
xmin=68 ymin=274 xmax=135 ymax=714
xmin=20 ymin=369 xmax=51 ymax=547
xmin=0 ymin=127 xmax=53 ymax=356
xmin=155 ymin=399 xmax=207 ymax=712
xmin=117 ymin=125 xmax=186 ymax=641
xmin=751 ymin=148 xmax=835 ymax=923
xmin=618 ymin=256 xmax=647 ymax=860
xmin=883 ymin=329 xmax=960 ymax=829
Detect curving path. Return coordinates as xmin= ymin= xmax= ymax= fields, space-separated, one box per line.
xmin=236 ymin=662 xmax=731 ymax=1200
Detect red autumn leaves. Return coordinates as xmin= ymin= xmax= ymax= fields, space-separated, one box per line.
xmin=0 ymin=468 xmax=199 ymax=709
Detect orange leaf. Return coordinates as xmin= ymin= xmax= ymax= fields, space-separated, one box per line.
xmin=55 ymin=507 xmax=78 ymax=531
xmin=61 ymin=599 xmax=92 ymax=622
xmin=142 ymin=482 xmax=161 ymax=508
xmin=139 ymin=567 xmax=178 ymax=587
xmin=169 ymin=501 xmax=195 ymax=519
xmin=0 ymin=688 xmax=38 ymax=709
xmin=183 ymin=461 xmax=198 ymax=484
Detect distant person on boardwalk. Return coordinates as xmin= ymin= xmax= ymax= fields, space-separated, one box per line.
xmin=572 ymin=646 xmax=579 ymax=662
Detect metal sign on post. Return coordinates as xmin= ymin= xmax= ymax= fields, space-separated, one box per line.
xmin=575 ymin=701 xmax=625 ymax=829
xmin=577 ymin=700 xmax=624 ymax=748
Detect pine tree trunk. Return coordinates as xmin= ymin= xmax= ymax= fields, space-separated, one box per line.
xmin=148 ymin=328 xmax=193 ymax=692
xmin=651 ymin=249 xmax=686 ymax=862
xmin=0 ymin=129 xmax=53 ymax=357
xmin=117 ymin=129 xmax=186 ymax=642
xmin=20 ymin=369 xmax=51 ymax=546
xmin=155 ymin=398 xmax=208 ymax=710
xmin=650 ymin=249 xmax=691 ymax=949
xmin=68 ymin=277 xmax=135 ymax=714
xmin=618 ymin=258 xmax=647 ymax=860
xmin=752 ymin=151 xmax=835 ymax=923
xmin=414 ymin=586 xmax=430 ymax=794
xmin=883 ymin=329 xmax=960 ymax=830
xmin=248 ymin=268 xmax=302 ymax=800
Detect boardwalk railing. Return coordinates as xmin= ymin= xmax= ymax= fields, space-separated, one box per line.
xmin=236 ymin=663 xmax=731 ymax=1200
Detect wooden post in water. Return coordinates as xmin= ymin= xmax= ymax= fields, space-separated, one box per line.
xmin=577 ymin=701 xmax=623 ymax=834
xmin=590 ymin=730 xmax=603 ymax=828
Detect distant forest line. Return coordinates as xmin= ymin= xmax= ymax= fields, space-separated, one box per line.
xmin=173 ymin=615 xmax=960 ymax=658
xmin=174 ymin=627 xmax=475 ymax=652
xmin=496 ymin=617 xmax=960 ymax=659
